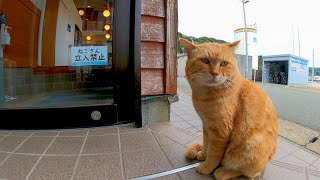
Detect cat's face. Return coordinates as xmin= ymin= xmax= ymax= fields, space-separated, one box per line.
xmin=180 ymin=39 xmax=241 ymax=88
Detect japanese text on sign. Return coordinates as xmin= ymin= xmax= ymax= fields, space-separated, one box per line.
xmin=71 ymin=46 xmax=108 ymax=66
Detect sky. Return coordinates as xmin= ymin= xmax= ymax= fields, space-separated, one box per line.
xmin=178 ymin=0 xmax=320 ymax=67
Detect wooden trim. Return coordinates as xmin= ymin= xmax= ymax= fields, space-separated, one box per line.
xmin=141 ymin=42 xmax=164 ymax=69
xmin=132 ymin=0 xmax=142 ymax=127
xmin=141 ymin=0 xmax=165 ymax=18
xmin=141 ymin=16 xmax=165 ymax=42
xmin=19 ymin=0 xmax=41 ymax=17
xmin=141 ymin=69 xmax=164 ymax=95
xmin=164 ymin=0 xmax=178 ymax=94
xmin=41 ymin=0 xmax=60 ymax=67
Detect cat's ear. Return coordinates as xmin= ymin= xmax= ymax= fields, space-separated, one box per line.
xmin=228 ymin=40 xmax=241 ymax=49
xmin=180 ymin=38 xmax=196 ymax=55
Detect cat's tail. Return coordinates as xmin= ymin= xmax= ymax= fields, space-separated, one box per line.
xmin=185 ymin=143 xmax=203 ymax=160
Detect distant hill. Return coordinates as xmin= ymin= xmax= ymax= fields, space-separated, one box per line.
xmin=178 ymin=32 xmax=227 ymax=54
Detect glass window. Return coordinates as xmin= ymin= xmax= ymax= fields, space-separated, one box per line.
xmin=0 ymin=0 xmax=114 ymax=109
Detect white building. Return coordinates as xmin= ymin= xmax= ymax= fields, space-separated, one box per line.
xmin=234 ymin=27 xmax=258 ymax=70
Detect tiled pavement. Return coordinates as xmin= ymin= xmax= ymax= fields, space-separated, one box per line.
xmin=0 ymin=91 xmax=319 ymax=179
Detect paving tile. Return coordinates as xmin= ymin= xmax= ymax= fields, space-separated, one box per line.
xmin=46 ymin=137 xmax=84 ymax=155
xmin=292 ymin=149 xmax=319 ymax=164
xmin=0 ymin=136 xmax=27 ymax=152
xmin=0 ymin=131 xmax=12 ymax=136
xmin=309 ymin=169 xmax=320 ymax=180
xmin=32 ymin=131 xmax=59 ymax=137
xmin=306 ymin=138 xmax=320 ymax=154
xmin=312 ymin=158 xmax=320 ymax=169
xmin=272 ymin=148 xmax=289 ymax=160
xmin=153 ymin=174 xmax=181 ymax=180
xmin=172 ymin=122 xmax=193 ymax=129
xmin=172 ymin=110 xmax=187 ymax=116
xmin=185 ymin=127 xmax=200 ymax=133
xmin=277 ymin=138 xmax=300 ymax=154
xmin=280 ymin=155 xmax=309 ymax=167
xmin=122 ymin=148 xmax=173 ymax=179
xmin=185 ymin=136 xmax=203 ymax=148
xmin=152 ymin=131 xmax=176 ymax=146
xmin=73 ymin=153 xmax=122 ymax=180
xmin=147 ymin=123 xmax=173 ymax=133
xmin=161 ymin=143 xmax=197 ymax=168
xmin=59 ymin=130 xmax=87 ymax=137
xmin=82 ymin=135 xmax=119 ymax=154
xmin=278 ymin=118 xmax=319 ymax=145
xmin=0 ymin=153 xmax=9 ymax=164
xmin=16 ymin=137 xmax=54 ymax=154
xmin=161 ymin=127 xmax=195 ymax=145
xmin=263 ymin=162 xmax=305 ymax=180
xmin=119 ymin=123 xmax=148 ymax=134
xmin=187 ymin=120 xmax=202 ymax=127
xmin=28 ymin=156 xmax=77 ymax=180
xmin=0 ymin=154 xmax=40 ymax=180
xmin=179 ymin=168 xmax=213 ymax=180
xmin=10 ymin=131 xmax=34 ymax=136
xmin=88 ymin=127 xmax=118 ymax=136
xmin=179 ymin=115 xmax=197 ymax=121
xmin=120 ymin=131 xmax=158 ymax=152
xmin=170 ymin=116 xmax=184 ymax=122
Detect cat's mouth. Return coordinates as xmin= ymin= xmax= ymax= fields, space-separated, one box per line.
xmin=187 ymin=73 xmax=231 ymax=87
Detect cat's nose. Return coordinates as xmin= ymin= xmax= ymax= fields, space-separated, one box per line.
xmin=211 ymin=72 xmax=219 ymax=78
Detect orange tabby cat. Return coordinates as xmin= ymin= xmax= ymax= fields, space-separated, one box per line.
xmin=180 ymin=38 xmax=278 ymax=180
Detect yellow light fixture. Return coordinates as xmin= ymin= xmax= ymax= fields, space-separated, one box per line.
xmin=105 ymin=34 xmax=111 ymax=39
xmin=86 ymin=36 xmax=91 ymax=41
xmin=79 ymin=10 xmax=84 ymax=16
xmin=103 ymin=10 xmax=110 ymax=17
xmin=104 ymin=25 xmax=110 ymax=30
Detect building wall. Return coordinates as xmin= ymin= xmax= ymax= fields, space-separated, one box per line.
xmin=141 ymin=0 xmax=178 ymax=95
xmin=1 ymin=0 xmax=40 ymax=68
xmin=55 ymin=0 xmax=83 ymax=66
xmin=288 ymin=56 xmax=309 ymax=85
xmin=234 ymin=28 xmax=258 ymax=70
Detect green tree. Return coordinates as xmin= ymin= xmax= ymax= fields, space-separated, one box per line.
xmin=178 ymin=32 xmax=227 ymax=54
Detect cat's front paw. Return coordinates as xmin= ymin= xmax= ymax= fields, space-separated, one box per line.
xmin=197 ymin=151 xmax=206 ymax=161
xmin=196 ymin=162 xmax=215 ymax=175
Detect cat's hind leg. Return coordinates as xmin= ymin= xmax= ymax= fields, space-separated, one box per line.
xmin=214 ymin=167 xmax=242 ymax=180
xmin=185 ymin=143 xmax=203 ymax=160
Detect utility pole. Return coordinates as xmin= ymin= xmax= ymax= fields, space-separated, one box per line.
xmin=298 ymin=25 xmax=301 ymax=56
xmin=241 ymin=0 xmax=249 ymax=79
xmin=292 ymin=24 xmax=294 ymax=55
xmin=312 ymin=49 xmax=315 ymax=82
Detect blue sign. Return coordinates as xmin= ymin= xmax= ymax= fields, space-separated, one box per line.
xmin=67 ymin=24 xmax=71 ymax=32
xmin=71 ymin=46 xmax=108 ymax=66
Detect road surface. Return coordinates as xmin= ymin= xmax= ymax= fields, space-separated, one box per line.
xmin=177 ymin=77 xmax=320 ymax=131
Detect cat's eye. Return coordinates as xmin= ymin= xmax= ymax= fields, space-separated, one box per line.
xmin=201 ymin=58 xmax=210 ymax=64
xmin=220 ymin=61 xmax=229 ymax=67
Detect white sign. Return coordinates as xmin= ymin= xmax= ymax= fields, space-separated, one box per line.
xmin=71 ymin=46 xmax=108 ymax=66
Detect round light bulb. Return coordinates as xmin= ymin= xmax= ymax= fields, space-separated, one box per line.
xmin=105 ymin=34 xmax=111 ymax=39
xmin=79 ymin=10 xmax=84 ymax=16
xmin=103 ymin=10 xmax=110 ymax=17
xmin=104 ymin=25 xmax=110 ymax=30
xmin=86 ymin=36 xmax=91 ymax=41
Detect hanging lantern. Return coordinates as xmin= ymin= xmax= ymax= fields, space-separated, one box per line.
xmin=105 ymin=34 xmax=111 ymax=39
xmin=104 ymin=25 xmax=110 ymax=30
xmin=79 ymin=10 xmax=84 ymax=16
xmin=103 ymin=10 xmax=110 ymax=17
xmin=86 ymin=36 xmax=91 ymax=41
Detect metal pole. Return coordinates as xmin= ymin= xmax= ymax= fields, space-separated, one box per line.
xmin=312 ymin=49 xmax=315 ymax=82
xmin=242 ymin=0 xmax=249 ymax=79
xmin=292 ymin=24 xmax=294 ymax=55
xmin=298 ymin=25 xmax=300 ymax=56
